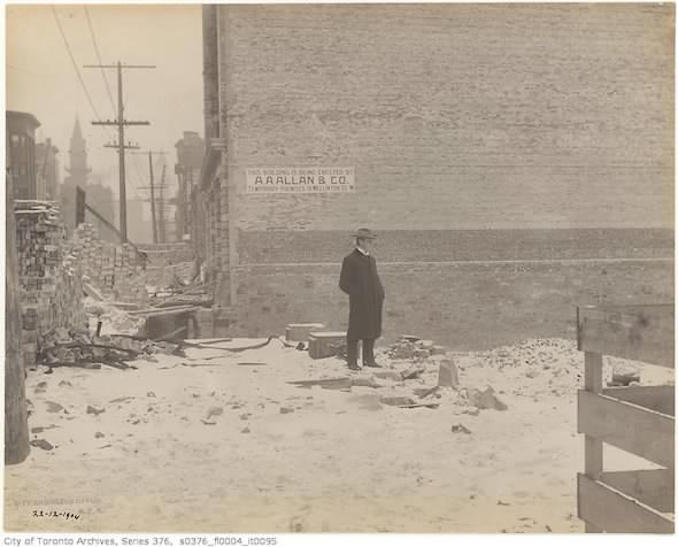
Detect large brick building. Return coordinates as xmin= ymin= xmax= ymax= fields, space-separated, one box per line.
xmin=194 ymin=3 xmax=674 ymax=347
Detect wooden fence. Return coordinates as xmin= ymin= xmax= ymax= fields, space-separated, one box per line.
xmin=577 ymin=304 xmax=674 ymax=533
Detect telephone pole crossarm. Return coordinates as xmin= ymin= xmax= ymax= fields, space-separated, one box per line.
xmin=84 ymin=60 xmax=154 ymax=243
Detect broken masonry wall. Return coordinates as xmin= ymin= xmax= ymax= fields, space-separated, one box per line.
xmin=14 ymin=201 xmax=87 ymax=368
xmin=136 ymin=241 xmax=196 ymax=288
xmin=68 ymin=223 xmax=149 ymax=305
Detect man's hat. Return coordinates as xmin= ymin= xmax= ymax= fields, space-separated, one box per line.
xmin=353 ymin=227 xmax=377 ymax=239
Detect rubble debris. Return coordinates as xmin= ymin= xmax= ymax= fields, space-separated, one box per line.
xmin=308 ymin=331 xmax=347 ymax=359
xmin=241 ymin=427 xmax=251 ymax=434
xmin=205 ymin=407 xmax=223 ymax=421
xmin=237 ymin=362 xmax=268 ymax=367
xmin=401 ymin=364 xmax=426 ymax=380
xmin=398 ymin=402 xmax=440 ymax=409
xmin=280 ymin=407 xmax=295 ymax=414
xmin=469 ymin=387 xmax=508 ymax=411
xmin=95 ymin=432 xmax=105 ymax=439
xmin=31 ymin=425 xmax=58 ymax=434
xmin=30 ymin=439 xmax=54 ymax=451
xmin=461 ymin=408 xmax=480 ymax=417
xmin=608 ymin=371 xmax=641 ymax=387
xmin=373 ymin=370 xmax=403 ymax=381
xmin=45 ymin=401 xmax=64 ymax=413
xmin=36 ymin=330 xmax=184 ymax=371
xmin=437 ymin=359 xmax=459 ymax=388
xmin=288 ymin=377 xmax=353 ymax=390
xmin=86 ymin=405 xmax=105 ymax=416
xmin=83 ymin=282 xmax=105 ymax=301
xmin=386 ymin=337 xmax=438 ymax=362
xmin=110 ymin=396 xmax=135 ymax=404
xmin=451 ymin=423 xmax=472 ymax=434
xmin=380 ymin=396 xmax=417 ymax=407
xmin=414 ymin=386 xmax=439 ymax=399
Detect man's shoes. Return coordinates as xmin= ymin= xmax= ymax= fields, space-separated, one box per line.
xmin=348 ymin=363 xmax=361 ymax=371
xmin=363 ymin=361 xmax=382 ymax=368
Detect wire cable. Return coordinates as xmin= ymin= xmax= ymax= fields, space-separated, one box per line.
xmin=51 ymin=5 xmax=117 ymax=143
xmin=83 ymin=5 xmax=116 ymax=117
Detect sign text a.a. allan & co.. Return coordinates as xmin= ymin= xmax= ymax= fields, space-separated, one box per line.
xmin=245 ymin=167 xmax=355 ymax=194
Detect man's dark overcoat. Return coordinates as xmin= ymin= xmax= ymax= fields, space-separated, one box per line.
xmin=339 ymin=249 xmax=385 ymax=340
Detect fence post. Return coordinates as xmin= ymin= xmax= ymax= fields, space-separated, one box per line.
xmin=4 ymin=176 xmax=30 ymax=464
xmin=583 ymin=350 xmax=604 ymax=532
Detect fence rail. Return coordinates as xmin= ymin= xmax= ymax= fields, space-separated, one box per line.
xmin=577 ymin=303 xmax=674 ymax=533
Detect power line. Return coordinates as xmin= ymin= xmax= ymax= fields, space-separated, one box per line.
xmin=51 ymin=6 xmax=116 ymax=143
xmin=83 ymin=5 xmax=116 ymax=117
xmin=51 ymin=6 xmax=103 ymax=122
xmin=85 ymin=61 xmax=155 ymax=242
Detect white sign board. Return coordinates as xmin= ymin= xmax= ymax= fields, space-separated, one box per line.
xmin=245 ymin=167 xmax=355 ymax=194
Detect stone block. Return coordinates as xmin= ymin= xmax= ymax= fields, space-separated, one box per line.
xmin=308 ymin=331 xmax=346 ymax=359
xmin=437 ymin=358 xmax=459 ymax=388
xmin=286 ymin=323 xmax=326 ymax=342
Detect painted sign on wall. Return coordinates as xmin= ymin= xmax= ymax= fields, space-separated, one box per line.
xmin=245 ymin=167 xmax=355 ymax=194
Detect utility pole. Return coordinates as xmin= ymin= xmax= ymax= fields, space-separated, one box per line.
xmin=158 ymin=163 xmax=167 ymax=243
xmin=148 ymin=152 xmax=158 ymax=243
xmin=85 ymin=61 xmax=155 ymax=242
xmin=132 ymin=150 xmax=165 ymax=244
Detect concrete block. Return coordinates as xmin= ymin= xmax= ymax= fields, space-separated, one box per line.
xmin=308 ymin=331 xmax=346 ymax=359
xmin=437 ymin=358 xmax=459 ymax=388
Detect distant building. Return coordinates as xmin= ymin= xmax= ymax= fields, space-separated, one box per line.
xmin=174 ymin=131 xmax=205 ymax=240
xmin=6 ymin=110 xmax=40 ymax=200
xmin=61 ymin=117 xmax=116 ymax=240
xmin=35 ymin=138 xmax=60 ymax=200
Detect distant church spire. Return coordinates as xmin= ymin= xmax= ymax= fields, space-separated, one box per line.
xmin=66 ymin=115 xmax=90 ymax=184
xmin=72 ymin=114 xmax=83 ymax=143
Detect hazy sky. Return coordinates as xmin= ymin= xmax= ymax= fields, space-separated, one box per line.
xmin=6 ymin=3 xmax=203 ymax=203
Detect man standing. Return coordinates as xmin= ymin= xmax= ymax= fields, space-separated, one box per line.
xmin=339 ymin=228 xmax=385 ymax=370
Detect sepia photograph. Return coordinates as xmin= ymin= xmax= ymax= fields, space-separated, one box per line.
xmin=3 ymin=0 xmax=675 ymax=536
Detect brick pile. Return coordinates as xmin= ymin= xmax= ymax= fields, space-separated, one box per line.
xmin=69 ymin=223 xmax=149 ymax=305
xmin=14 ymin=201 xmax=87 ymax=368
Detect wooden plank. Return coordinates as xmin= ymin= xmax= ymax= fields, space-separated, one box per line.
xmin=600 ymin=469 xmax=674 ymax=513
xmin=578 ymin=390 xmax=674 ymax=468
xmin=5 ymin=175 xmax=30 ymax=465
xmin=578 ymin=473 xmax=674 ymax=533
xmin=602 ymin=385 xmax=674 ymax=417
xmin=577 ymin=305 xmax=674 ymax=368
xmin=128 ymin=305 xmax=197 ymax=317
xmin=584 ymin=352 xmax=603 ymax=480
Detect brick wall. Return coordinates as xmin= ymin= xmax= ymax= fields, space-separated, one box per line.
xmin=237 ymin=228 xmax=674 ymax=264
xmin=14 ymin=201 xmax=86 ymax=367
xmin=204 ymin=4 xmax=675 ymax=347
xmin=230 ymin=260 xmax=674 ymax=350
xmin=70 ymin=224 xmax=149 ymax=305
xmin=219 ymin=3 xmax=674 ymax=231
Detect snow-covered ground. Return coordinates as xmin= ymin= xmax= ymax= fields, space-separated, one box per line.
xmin=4 ymin=337 xmax=673 ymax=532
